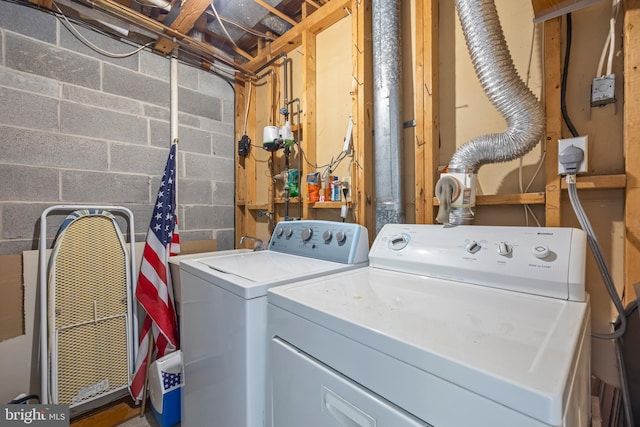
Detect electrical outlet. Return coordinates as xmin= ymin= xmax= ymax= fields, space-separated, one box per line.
xmin=341 ymin=176 xmax=352 ymax=202
xmin=558 ymin=136 xmax=588 ymax=175
xmin=591 ymin=74 xmax=615 ymax=107
xmin=238 ymin=134 xmax=251 ymax=157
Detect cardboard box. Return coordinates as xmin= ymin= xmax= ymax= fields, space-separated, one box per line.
xmin=180 ymin=239 xmax=217 ymax=255
xmin=0 ymin=254 xmax=24 ymax=341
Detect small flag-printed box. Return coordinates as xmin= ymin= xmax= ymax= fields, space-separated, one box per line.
xmin=149 ymin=350 xmax=183 ymax=427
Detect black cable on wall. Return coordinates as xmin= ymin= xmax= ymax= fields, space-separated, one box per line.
xmin=561 ymin=13 xmax=580 ymax=138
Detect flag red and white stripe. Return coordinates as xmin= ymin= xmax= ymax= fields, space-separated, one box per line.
xmin=170 ymin=218 xmax=180 ymax=256
xmin=130 ymin=143 xmax=180 ymax=402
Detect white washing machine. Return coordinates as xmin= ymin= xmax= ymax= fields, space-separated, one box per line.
xmin=267 ymin=224 xmax=591 ymax=427
xmin=169 ymin=249 xmax=251 ymax=317
xmin=179 ymin=220 xmax=370 ymax=427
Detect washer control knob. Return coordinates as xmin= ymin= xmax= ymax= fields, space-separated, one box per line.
xmin=323 ymin=230 xmax=333 ymax=242
xmin=388 ymin=234 xmax=409 ymax=251
xmin=285 ymin=227 xmax=293 ymax=238
xmin=336 ymin=231 xmax=346 ymax=243
xmin=301 ymin=227 xmax=313 ymax=241
xmin=276 ymin=227 xmax=284 ymax=238
xmin=466 ymin=241 xmax=481 ymax=254
xmin=531 ymin=244 xmax=550 ymax=259
xmin=497 ymin=241 xmax=511 ymax=256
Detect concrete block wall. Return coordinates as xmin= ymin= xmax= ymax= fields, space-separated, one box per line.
xmin=0 ymin=1 xmax=237 ymax=254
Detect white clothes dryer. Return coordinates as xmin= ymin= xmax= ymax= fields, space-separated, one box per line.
xmin=179 ymin=220 xmax=370 ymax=427
xmin=267 ymin=224 xmax=591 ymax=427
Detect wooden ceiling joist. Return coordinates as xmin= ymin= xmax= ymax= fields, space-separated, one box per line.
xmin=252 ymin=0 xmax=298 ymax=26
xmin=154 ymin=0 xmax=213 ymax=53
xmin=246 ymin=0 xmax=351 ymax=72
xmin=304 ymin=0 xmax=323 ymax=9
xmin=81 ymin=0 xmax=249 ymax=73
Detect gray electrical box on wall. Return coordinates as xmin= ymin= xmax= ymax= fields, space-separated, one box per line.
xmin=591 ymin=74 xmax=616 ymax=107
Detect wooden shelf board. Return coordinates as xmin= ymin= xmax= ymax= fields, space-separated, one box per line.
xmin=274 ymin=197 xmax=302 ymax=203
xmin=432 ymin=192 xmax=545 ymax=207
xmin=310 ymin=201 xmax=349 ymax=209
xmin=247 ymin=204 xmax=269 ymax=210
xmin=559 ymin=174 xmax=626 ymax=190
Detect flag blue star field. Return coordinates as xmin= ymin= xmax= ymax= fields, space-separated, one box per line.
xmin=130 ymin=143 xmax=180 ymax=402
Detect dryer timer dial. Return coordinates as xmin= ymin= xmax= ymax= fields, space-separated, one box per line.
xmin=388 ymin=234 xmax=409 ymax=250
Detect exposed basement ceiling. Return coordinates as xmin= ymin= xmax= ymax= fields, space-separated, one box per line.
xmin=19 ymin=0 xmax=340 ymax=74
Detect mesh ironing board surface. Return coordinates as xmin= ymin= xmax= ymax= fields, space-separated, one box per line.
xmin=48 ymin=209 xmax=131 ymax=407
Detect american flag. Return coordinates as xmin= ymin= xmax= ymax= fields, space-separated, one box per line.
xmin=130 ymin=143 xmax=180 ymax=402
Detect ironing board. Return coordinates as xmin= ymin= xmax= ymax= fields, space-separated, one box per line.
xmin=39 ymin=206 xmax=137 ymax=408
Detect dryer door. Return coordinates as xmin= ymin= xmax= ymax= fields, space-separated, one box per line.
xmin=269 ymin=338 xmax=431 ymax=427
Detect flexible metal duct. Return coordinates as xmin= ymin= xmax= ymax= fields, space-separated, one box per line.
xmin=207 ymin=0 xmax=292 ymax=43
xmin=373 ymin=0 xmax=404 ymax=233
xmin=437 ymin=0 xmax=545 ymax=224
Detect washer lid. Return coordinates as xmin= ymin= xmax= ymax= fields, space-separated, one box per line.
xmin=181 ymin=251 xmax=365 ymax=299
xmin=268 ymin=267 xmax=590 ymax=425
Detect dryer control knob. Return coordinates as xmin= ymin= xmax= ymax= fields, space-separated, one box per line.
xmin=335 ymin=231 xmax=346 ymax=243
xmin=323 ymin=230 xmax=333 ymax=242
xmin=285 ymin=227 xmax=293 ymax=238
xmin=301 ymin=227 xmax=313 ymax=241
xmin=531 ymin=244 xmax=550 ymax=259
xmin=388 ymin=234 xmax=409 ymax=251
xmin=497 ymin=241 xmax=511 ymax=256
xmin=466 ymin=241 xmax=481 ymax=254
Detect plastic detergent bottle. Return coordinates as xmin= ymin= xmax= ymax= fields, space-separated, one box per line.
xmin=323 ymin=175 xmax=331 ymax=201
xmin=331 ymin=176 xmax=342 ymax=201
